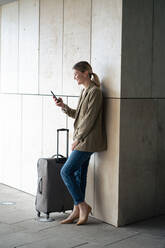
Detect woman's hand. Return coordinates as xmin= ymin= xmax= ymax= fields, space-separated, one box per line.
xmin=71 ymin=140 xmax=79 ymax=151
xmin=53 ymin=97 xmax=64 ymax=108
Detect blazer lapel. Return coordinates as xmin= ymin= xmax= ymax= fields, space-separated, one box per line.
xmin=74 ymin=82 xmax=95 ymax=121
xmin=76 ymin=89 xmax=84 ymax=111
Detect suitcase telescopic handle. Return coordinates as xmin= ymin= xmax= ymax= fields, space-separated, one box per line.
xmin=51 ymin=154 xmax=65 ymax=158
xmin=57 ymin=128 xmax=69 ymax=158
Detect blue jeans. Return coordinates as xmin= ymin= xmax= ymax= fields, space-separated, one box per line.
xmin=60 ymin=150 xmax=93 ymax=205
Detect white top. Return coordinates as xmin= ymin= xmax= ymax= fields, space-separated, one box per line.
xmin=82 ymin=88 xmax=87 ymax=96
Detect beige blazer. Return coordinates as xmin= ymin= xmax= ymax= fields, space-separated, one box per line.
xmin=62 ymin=81 xmax=107 ymax=152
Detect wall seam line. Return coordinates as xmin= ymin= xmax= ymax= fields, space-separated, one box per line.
xmin=151 ymin=0 xmax=155 ymax=98
xmin=20 ymin=94 xmax=23 ymax=190
xmin=117 ymin=0 xmax=124 ymax=226
xmin=61 ymin=0 xmax=64 ymax=95
xmin=89 ymin=0 xmax=92 ymax=65
xmin=120 ymin=0 xmax=124 ymax=99
xmin=0 ymin=6 xmax=1 ymax=92
xmin=41 ymin=95 xmax=44 ymax=156
xmin=151 ymin=0 xmax=157 ymax=216
xmin=1 ymin=92 xmax=165 ymax=100
xmin=18 ymin=0 xmax=20 ymax=93
xmin=38 ymin=0 xmax=40 ymax=94
xmin=155 ymin=98 xmax=159 ymax=216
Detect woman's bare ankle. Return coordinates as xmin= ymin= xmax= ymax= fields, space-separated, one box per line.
xmin=78 ymin=201 xmax=89 ymax=210
xmin=73 ymin=205 xmax=79 ymax=212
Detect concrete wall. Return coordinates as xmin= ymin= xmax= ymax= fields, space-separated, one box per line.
xmin=0 ymin=0 xmax=122 ymax=226
xmin=90 ymin=0 xmax=122 ymax=226
xmin=119 ymin=0 xmax=165 ymax=226
xmin=1 ymin=0 xmax=163 ymax=227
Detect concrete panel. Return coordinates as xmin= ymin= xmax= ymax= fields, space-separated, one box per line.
xmin=121 ymin=0 xmax=153 ymax=98
xmin=94 ymin=99 xmax=120 ymax=227
xmin=156 ymin=99 xmax=165 ymax=214
xmin=0 ymin=1 xmax=18 ymax=93
xmin=91 ymin=0 xmax=122 ymax=97
xmin=39 ymin=0 xmax=63 ymax=95
xmin=104 ymin=233 xmax=165 ymax=248
xmin=0 ymin=94 xmax=2 ymax=182
xmin=119 ymin=99 xmax=157 ymax=226
xmin=0 ymin=94 xmax=21 ymax=188
xmin=0 ymin=6 xmax=1 ymax=91
xmin=42 ymin=95 xmax=67 ymax=158
xmin=0 ymin=1 xmax=16 ymax=5
xmin=21 ymin=95 xmax=42 ymax=195
xmin=152 ymin=0 xmax=165 ymax=97
xmin=19 ymin=0 xmax=39 ymax=94
xmin=63 ymin=0 xmax=91 ymax=96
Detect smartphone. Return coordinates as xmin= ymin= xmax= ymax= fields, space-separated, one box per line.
xmin=50 ymin=90 xmax=60 ymax=102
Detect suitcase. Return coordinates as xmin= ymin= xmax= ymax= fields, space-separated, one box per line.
xmin=35 ymin=128 xmax=73 ymax=220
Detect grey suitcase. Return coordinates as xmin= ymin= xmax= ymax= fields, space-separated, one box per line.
xmin=35 ymin=128 xmax=73 ymax=219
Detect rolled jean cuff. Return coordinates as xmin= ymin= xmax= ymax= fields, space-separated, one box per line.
xmin=74 ymin=199 xmax=85 ymax=205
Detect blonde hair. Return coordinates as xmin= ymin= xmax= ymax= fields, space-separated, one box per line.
xmin=72 ymin=61 xmax=100 ymax=88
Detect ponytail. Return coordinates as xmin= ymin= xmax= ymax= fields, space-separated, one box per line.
xmin=91 ymin=72 xmax=101 ymax=88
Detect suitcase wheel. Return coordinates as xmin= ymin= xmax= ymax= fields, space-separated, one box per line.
xmin=36 ymin=212 xmax=54 ymax=222
xmin=37 ymin=211 xmax=40 ymax=217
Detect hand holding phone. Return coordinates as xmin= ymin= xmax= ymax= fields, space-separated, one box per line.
xmin=51 ymin=90 xmax=64 ymax=109
xmin=50 ymin=90 xmax=60 ymax=103
xmin=50 ymin=91 xmax=61 ymax=103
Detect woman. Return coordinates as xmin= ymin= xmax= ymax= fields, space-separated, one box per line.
xmin=54 ymin=61 xmax=107 ymax=225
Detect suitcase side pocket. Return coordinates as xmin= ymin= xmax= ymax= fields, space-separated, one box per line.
xmin=38 ymin=177 xmax=42 ymax=194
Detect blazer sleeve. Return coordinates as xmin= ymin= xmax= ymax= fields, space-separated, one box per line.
xmin=61 ymin=104 xmax=76 ymax=119
xmin=61 ymin=90 xmax=83 ymax=119
xmin=75 ymin=88 xmax=102 ymax=142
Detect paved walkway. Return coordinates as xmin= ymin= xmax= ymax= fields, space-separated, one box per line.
xmin=0 ymin=183 xmax=165 ymax=248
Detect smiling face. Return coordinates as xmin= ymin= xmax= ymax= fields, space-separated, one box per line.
xmin=73 ymin=69 xmax=88 ymax=85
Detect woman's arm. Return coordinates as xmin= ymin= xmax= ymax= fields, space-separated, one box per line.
xmin=75 ymin=88 xmax=102 ymax=142
xmin=54 ymin=97 xmax=76 ymax=119
xmin=61 ymin=104 xmax=76 ymax=119
xmin=60 ymin=90 xmax=84 ymax=119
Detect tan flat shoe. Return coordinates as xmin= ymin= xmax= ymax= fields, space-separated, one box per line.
xmin=60 ymin=215 xmax=79 ymax=224
xmin=76 ymin=205 xmax=92 ymax=225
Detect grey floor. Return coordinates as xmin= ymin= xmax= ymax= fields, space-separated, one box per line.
xmin=0 ymin=184 xmax=165 ymax=248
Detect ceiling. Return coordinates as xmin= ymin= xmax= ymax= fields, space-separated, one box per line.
xmin=0 ymin=0 xmax=16 ymax=5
